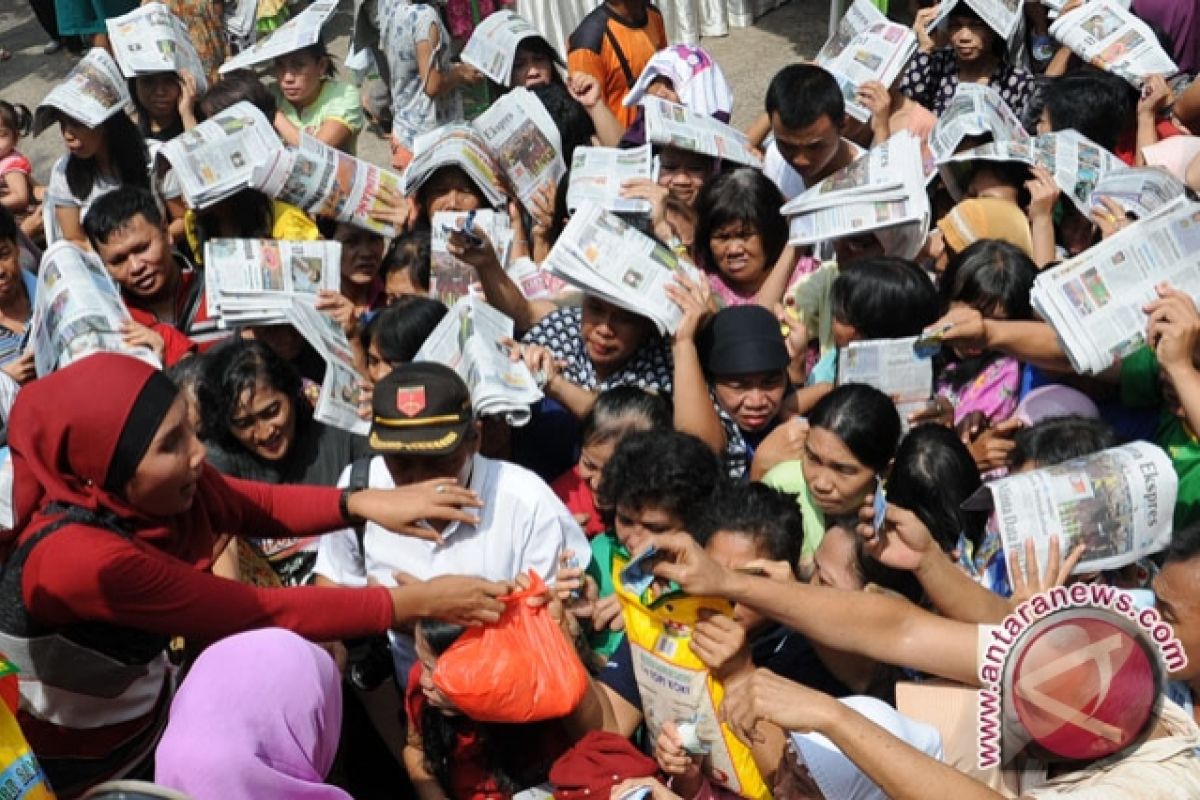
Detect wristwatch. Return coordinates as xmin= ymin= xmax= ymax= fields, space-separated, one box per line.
xmin=339 ymin=486 xmax=366 ymax=526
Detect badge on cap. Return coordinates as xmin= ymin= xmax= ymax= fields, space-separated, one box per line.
xmin=396 ymin=386 xmax=426 ymax=417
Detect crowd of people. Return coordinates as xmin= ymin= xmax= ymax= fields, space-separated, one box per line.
xmin=3 ymin=0 xmax=1200 ymax=798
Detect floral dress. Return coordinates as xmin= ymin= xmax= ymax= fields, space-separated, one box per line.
xmin=899 ymin=48 xmax=1034 ymax=123
xmin=378 ymin=0 xmax=463 ymax=151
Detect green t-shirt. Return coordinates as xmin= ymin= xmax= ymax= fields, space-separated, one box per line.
xmin=1120 ymin=346 xmax=1200 ymax=529
xmin=762 ymin=460 xmax=827 ymax=568
xmin=585 ymin=530 xmax=627 ymax=658
xmin=272 ymin=79 xmax=365 ymax=155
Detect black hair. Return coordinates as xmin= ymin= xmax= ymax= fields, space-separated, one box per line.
xmin=693 ymin=168 xmax=787 ymax=279
xmin=1009 ymin=415 xmax=1118 ymax=471
xmin=382 ymin=226 xmax=433 ymax=294
xmin=1042 ymin=71 xmax=1133 ymax=153
xmin=83 ymin=185 xmax=164 ymax=248
xmin=765 ymin=64 xmax=845 ymax=130
xmin=597 ymin=429 xmax=724 ymax=530
xmin=281 ymin=41 xmax=338 ymax=80
xmin=946 ymin=5 xmax=1007 ymax=61
xmin=0 ymin=205 xmax=16 ymax=244
xmin=579 ymin=386 xmax=672 ymax=447
xmin=831 ymin=256 xmax=940 ymax=339
xmin=166 ymin=353 xmax=207 ymax=394
xmin=808 ymin=384 xmax=901 ymax=474
xmin=360 ymin=295 xmax=448 ymax=365
xmin=0 ymin=101 xmax=32 ymax=137
xmin=192 ymin=188 xmax=275 ymax=254
xmin=514 ymin=38 xmax=563 ymax=82
xmin=1167 ymin=522 xmax=1200 ymax=564
xmin=530 ymin=82 xmax=594 ymax=167
xmin=694 ymin=483 xmax=804 ymax=575
xmin=966 ymin=161 xmax=1032 ymax=208
xmin=62 ymin=112 xmax=149 ymax=202
xmin=199 ymin=70 xmax=278 ymax=119
xmin=130 ymin=73 xmax=187 ymax=141
xmin=886 ymin=424 xmax=987 ymax=551
xmin=415 ymin=165 xmax=487 ymax=214
xmin=196 ymin=338 xmax=303 ymax=449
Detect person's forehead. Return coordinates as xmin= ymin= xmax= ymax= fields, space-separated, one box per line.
xmin=1155 ymin=560 xmax=1200 ymax=608
xmin=773 ymin=113 xmax=837 ymax=142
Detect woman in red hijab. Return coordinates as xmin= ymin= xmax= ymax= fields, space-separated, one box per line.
xmin=0 ymin=353 xmax=509 ymax=798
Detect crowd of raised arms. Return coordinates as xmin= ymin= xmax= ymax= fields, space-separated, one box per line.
xmin=2 ymin=0 xmax=1200 ymax=797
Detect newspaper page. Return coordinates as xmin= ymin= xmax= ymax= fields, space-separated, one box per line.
xmin=987 ymin=441 xmax=1176 ymax=574
xmin=815 ymin=1 xmax=917 ymax=123
xmin=32 ymin=48 xmax=130 ymax=135
xmin=158 ymin=101 xmax=283 ymax=209
xmin=815 ymin=0 xmax=887 ymax=65
xmin=545 ymin=203 xmax=703 ymax=335
xmin=283 ymin=297 xmax=369 ymax=435
xmin=461 ymin=9 xmax=554 ymax=87
xmin=204 ymin=238 xmax=342 ymax=326
xmin=1030 ymin=198 xmax=1200 ymax=374
xmin=473 ymin=87 xmax=565 ymax=215
xmin=641 ymin=96 xmax=762 ymax=169
xmin=218 ymin=0 xmax=337 ymax=74
xmin=28 ymin=242 xmax=160 ymax=377
xmin=1049 ymin=0 xmax=1177 ymax=86
xmin=928 ymin=0 xmax=1023 ymax=42
xmin=782 ymin=132 xmax=913 ymax=214
xmin=1089 ymin=166 xmax=1186 ymax=219
xmin=415 ymin=296 xmax=543 ymax=426
xmin=928 ymin=83 xmax=1030 ymax=163
xmin=402 ymin=124 xmax=509 ymax=208
xmin=836 ymin=336 xmax=933 ymax=423
xmin=506 ymin=256 xmax=569 ymax=301
xmin=106 ymin=3 xmax=208 ymax=93
xmin=566 ymin=145 xmax=654 ymax=214
xmin=429 ymin=210 xmax=514 ymax=306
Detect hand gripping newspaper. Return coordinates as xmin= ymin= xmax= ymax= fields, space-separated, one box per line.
xmin=973 ymin=441 xmax=1176 ymax=575
xmin=472 ymin=87 xmax=567 ymax=216
xmin=253 ymin=133 xmax=405 ymax=237
xmin=815 ymin=0 xmax=918 ymax=123
xmin=414 ymin=296 xmax=543 ymax=426
xmin=1049 ymin=0 xmax=1177 ymax=87
xmin=544 ymin=202 xmax=704 ymax=336
xmin=1030 ymin=197 xmax=1200 ymax=374
xmin=402 ymin=125 xmax=510 ymax=209
xmin=218 ymin=0 xmax=337 ymax=74
xmin=927 ymin=83 xmax=1030 ymax=163
xmin=282 ymin=297 xmax=370 ymax=435
xmin=836 ymin=335 xmax=935 ymax=427
xmin=461 ymin=9 xmax=559 ymax=87
xmin=32 ymin=48 xmax=131 ymax=136
xmin=203 ymin=238 xmax=342 ymax=326
xmin=640 ymin=96 xmax=761 ymax=169
xmin=782 ymin=130 xmax=930 ymax=260
xmin=429 ymin=210 xmax=514 ymax=306
xmin=157 ymin=101 xmax=284 ymax=209
xmin=105 ymin=3 xmax=208 ymax=94
xmin=566 ymin=144 xmax=654 ymax=214
xmin=927 ymin=0 xmax=1023 ymax=44
xmin=28 ymin=242 xmax=161 ymax=378
xmin=1088 ymin=166 xmax=1187 ymax=219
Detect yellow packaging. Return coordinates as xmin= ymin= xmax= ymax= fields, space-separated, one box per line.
xmin=0 ymin=704 xmax=54 ymax=799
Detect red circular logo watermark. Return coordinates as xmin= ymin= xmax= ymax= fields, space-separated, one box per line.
xmin=1005 ymin=609 xmax=1162 ymax=762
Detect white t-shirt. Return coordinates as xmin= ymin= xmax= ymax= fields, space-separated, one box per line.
xmin=763 ymin=137 xmax=863 ymax=201
xmin=46 ymin=155 xmax=121 ymax=217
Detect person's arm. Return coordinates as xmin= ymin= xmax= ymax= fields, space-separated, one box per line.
xmin=667 ymin=275 xmax=725 ymax=456
xmin=567 ymin=72 xmax=624 ymax=147
xmin=312 ymin=118 xmax=355 ymax=151
xmin=54 ymin=204 xmax=90 ymax=249
xmin=1025 ymin=166 xmax=1060 ymax=269
xmin=445 ymin=224 xmax=552 ymax=331
xmin=567 ymin=675 xmax=643 ymax=739
xmin=1148 ymin=284 xmax=1200 ymax=436
xmin=1 ymin=172 xmax=31 ymax=213
xmin=752 ymin=245 xmax=797 ymax=310
xmin=1135 ymin=75 xmax=1172 ymax=165
xmin=274 ymin=110 xmax=302 ymax=147
xmin=745 ymin=112 xmax=771 ymax=149
xmin=931 ymin=306 xmax=1072 ymax=373
xmin=418 ymin=24 xmax=481 ymax=99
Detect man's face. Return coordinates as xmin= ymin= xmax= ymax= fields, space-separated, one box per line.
xmin=385 ymin=426 xmax=480 ymax=486
xmin=771 ymin=112 xmax=844 ymax=186
xmin=1152 ymin=558 xmax=1200 ymax=681
xmin=95 ymin=213 xmax=175 ymax=301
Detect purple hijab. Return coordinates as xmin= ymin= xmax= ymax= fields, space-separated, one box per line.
xmin=155 ymin=629 xmax=349 ymax=800
xmin=1134 ymin=0 xmax=1199 ymax=74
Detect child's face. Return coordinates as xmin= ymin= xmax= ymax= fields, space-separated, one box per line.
xmin=831 ymin=316 xmax=858 ymax=348
xmin=385 ymin=268 xmax=424 ymax=304
xmin=415 ymin=629 xmax=459 ymax=714
xmin=614 ymin=503 xmax=684 ymax=555
xmin=577 ymin=438 xmax=617 ymax=494
xmin=0 ymin=124 xmax=16 ymax=158
xmin=366 ymin=339 xmax=395 ymax=384
xmin=0 ymin=238 xmax=22 ymax=304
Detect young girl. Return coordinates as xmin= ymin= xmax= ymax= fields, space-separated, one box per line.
xmin=272 ymin=41 xmax=365 ymax=154
xmin=360 ymin=295 xmax=448 ymax=383
xmin=694 ymin=168 xmax=789 ymax=306
xmin=0 ymin=102 xmax=35 ymax=225
xmin=381 ymin=227 xmax=432 ymax=301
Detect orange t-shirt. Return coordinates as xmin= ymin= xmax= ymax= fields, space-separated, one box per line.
xmin=567 ymin=3 xmax=667 ymax=129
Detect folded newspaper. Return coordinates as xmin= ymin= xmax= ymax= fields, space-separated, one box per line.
xmin=282 ymin=297 xmax=369 ymax=435
xmin=473 ymin=87 xmax=566 ymax=216
xmin=783 ymin=130 xmax=930 ymax=260
xmin=927 ymin=83 xmax=1029 ymax=163
xmin=461 ymin=9 xmax=559 ymax=87
xmin=836 ymin=335 xmax=933 ymax=424
xmin=640 ymin=96 xmax=761 ymax=169
xmin=977 ymin=441 xmax=1176 ymax=575
xmin=1049 ymin=0 xmax=1177 ymax=86
xmin=204 ymin=238 xmax=342 ymax=326
xmin=158 ymin=101 xmax=284 ymax=209
xmin=928 ymin=0 xmax=1022 ymax=43
xmin=545 ymin=202 xmax=703 ymax=335
xmin=430 ymin=209 xmax=514 ymax=306
xmin=218 ymin=0 xmax=337 ymax=74
xmin=1030 ymin=197 xmax=1200 ymax=374
xmin=33 ymin=48 xmax=131 ymax=135
xmin=1088 ymin=166 xmax=1186 ymax=219
xmin=106 ymin=3 xmax=208 ymax=93
xmin=414 ymin=296 xmax=542 ymax=426
xmin=28 ymin=242 xmax=160 ymax=377
xmin=566 ymin=145 xmax=654 ymax=214
xmin=402 ymin=124 xmax=510 ymax=209
xmin=815 ymin=0 xmax=918 ymax=123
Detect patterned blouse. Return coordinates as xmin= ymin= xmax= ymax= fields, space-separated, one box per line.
xmin=899 ymin=48 xmax=1034 ymax=123
xmin=521 ymin=306 xmax=673 ymax=393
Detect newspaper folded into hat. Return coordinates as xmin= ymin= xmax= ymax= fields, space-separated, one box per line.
xmin=926 ymin=0 xmax=1023 ymax=43
xmin=218 ymin=0 xmax=336 ymax=74
xmin=815 ymin=0 xmax=918 ymax=124
xmin=461 ymin=9 xmax=562 ymax=87
xmin=33 ymin=48 xmax=131 ymax=136
xmin=106 ymin=2 xmax=208 ymax=94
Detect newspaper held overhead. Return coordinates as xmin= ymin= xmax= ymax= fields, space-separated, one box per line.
xmin=28 ymin=242 xmax=161 ymax=377
xmin=106 ymin=3 xmax=208 ymax=94
xmin=566 ymin=145 xmax=654 ymax=214
xmin=33 ymin=48 xmax=131 ymax=136
xmin=461 ymin=9 xmax=558 ymax=87
xmin=218 ymin=0 xmax=337 ymax=74
xmin=1049 ymin=0 xmax=1177 ymax=87
xmin=927 ymin=83 xmax=1030 ymax=163
xmin=203 ymin=238 xmax=342 ymax=327
xmin=983 ymin=441 xmax=1176 ymax=575
xmin=282 ymin=297 xmax=369 ymax=436
xmin=836 ymin=336 xmax=934 ymax=425
xmin=430 ymin=210 xmax=514 ymax=307
xmin=815 ymin=0 xmax=918 ymax=123
xmin=1089 ymin=167 xmax=1186 ymax=219
xmin=927 ymin=0 xmax=1023 ymax=43
xmin=473 ymin=87 xmax=566 ymax=217
xmin=545 ymin=203 xmax=704 ymax=336
xmin=640 ymin=96 xmax=762 ymax=169
xmin=1030 ymin=198 xmax=1200 ymax=375
xmin=402 ymin=124 xmax=510 ymax=208
xmin=415 ymin=296 xmax=543 ymax=426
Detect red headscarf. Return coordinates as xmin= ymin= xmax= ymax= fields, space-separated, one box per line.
xmin=5 ymin=354 xmax=220 ymax=564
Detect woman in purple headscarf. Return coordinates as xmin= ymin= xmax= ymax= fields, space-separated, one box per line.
xmin=1134 ymin=0 xmax=1199 ymax=75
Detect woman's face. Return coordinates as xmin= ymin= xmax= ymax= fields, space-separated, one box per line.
xmin=229 ymin=378 xmax=297 ymax=462
xmin=581 ymin=295 xmax=651 ymax=375
xmin=802 ymin=426 xmax=877 ymax=516
xmin=423 ymin=167 xmax=485 ymax=215
xmin=657 ymin=146 xmax=710 ymax=206
xmin=335 ymin=224 xmax=386 ymax=289
xmin=577 ymin=438 xmax=617 ymax=494
xmin=415 ymin=629 xmax=458 ymax=714
xmin=59 ymin=116 xmax=103 ymax=159
xmin=714 ymin=371 xmax=786 ymax=432
xmin=614 ymin=503 xmax=683 ymax=555
xmin=511 ymin=45 xmax=554 ymax=88
xmin=124 ymin=395 xmax=207 ymax=519
xmin=949 ymin=15 xmax=994 ymax=64
xmin=811 ymin=525 xmax=864 ymax=591
xmin=710 ymin=220 xmax=768 ymax=290
xmin=0 ymin=237 xmax=23 ymax=305
xmin=136 ymin=73 xmax=182 ymax=123
xmin=275 ymin=51 xmax=326 ymax=107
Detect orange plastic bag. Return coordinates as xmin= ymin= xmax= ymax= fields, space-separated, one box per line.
xmin=432 ymin=572 xmax=589 ymax=723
